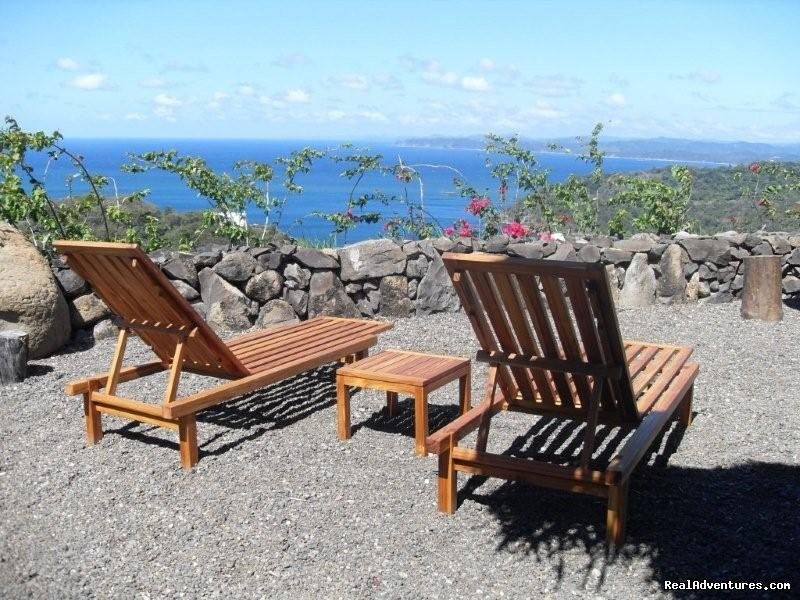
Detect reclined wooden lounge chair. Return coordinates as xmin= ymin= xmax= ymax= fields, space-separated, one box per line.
xmin=54 ymin=241 xmax=392 ymax=469
xmin=428 ymin=252 xmax=698 ymax=545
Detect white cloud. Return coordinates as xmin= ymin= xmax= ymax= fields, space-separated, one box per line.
xmin=154 ymin=93 xmax=183 ymax=107
xmin=124 ymin=112 xmax=147 ymax=121
xmin=326 ymin=109 xmax=347 ymax=121
xmin=478 ymin=58 xmax=495 ymax=72
xmin=526 ymin=100 xmax=563 ymax=120
xmin=421 ymin=62 xmax=459 ymax=86
xmin=208 ymin=91 xmax=229 ymax=109
xmin=153 ymin=105 xmax=176 ymax=121
xmin=461 ymin=76 xmax=489 ymax=92
xmin=527 ymin=75 xmax=582 ymax=98
xmin=139 ymin=77 xmax=170 ymax=89
xmin=56 ymin=57 xmax=79 ymax=71
xmin=605 ymin=92 xmax=627 ymax=108
xmin=284 ymin=89 xmax=310 ymax=103
xmin=670 ymin=70 xmax=720 ymax=84
xmin=271 ymin=52 xmax=311 ymax=67
xmin=69 ymin=73 xmax=109 ymax=90
xmin=238 ymin=85 xmax=257 ymax=97
xmin=328 ymin=74 xmax=369 ymax=90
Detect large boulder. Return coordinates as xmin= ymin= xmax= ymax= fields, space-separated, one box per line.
xmin=245 ymin=270 xmax=284 ymax=303
xmin=162 ymin=253 xmax=199 ymax=288
xmin=677 ymin=238 xmax=731 ymax=266
xmin=657 ymin=244 xmax=686 ymax=303
xmin=256 ymin=299 xmax=300 ymax=328
xmin=619 ymin=253 xmax=656 ymax=308
xmin=379 ymin=275 xmax=412 ymax=317
xmin=283 ymin=263 xmax=311 ymax=290
xmin=0 ymin=223 xmax=71 ymax=357
xmin=307 ymin=271 xmax=359 ymax=318
xmin=293 ymin=247 xmax=339 ymax=269
xmin=213 ymin=251 xmax=256 ymax=283
xmin=198 ymin=268 xmax=254 ymax=332
xmin=70 ymin=293 xmax=112 ymax=328
xmin=415 ymin=252 xmax=460 ymax=314
xmin=339 ymin=239 xmax=406 ymax=282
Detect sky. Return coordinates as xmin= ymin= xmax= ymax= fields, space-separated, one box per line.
xmin=2 ymin=0 xmax=798 ymax=142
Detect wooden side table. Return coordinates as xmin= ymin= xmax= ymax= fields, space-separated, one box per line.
xmin=336 ymin=350 xmax=471 ymax=456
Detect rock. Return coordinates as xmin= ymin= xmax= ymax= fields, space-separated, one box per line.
xmin=279 ymin=244 xmax=297 ymax=256
xmin=765 ymin=234 xmax=791 ymax=255
xmin=214 ymin=252 xmax=256 ymax=283
xmin=379 ymin=275 xmax=412 ymax=317
xmin=191 ymin=301 xmax=206 ymax=317
xmin=698 ymin=280 xmax=711 ymax=298
xmin=657 ymin=244 xmax=686 ymax=302
xmin=415 ymin=252 xmax=460 ymax=314
xmin=602 ymin=248 xmax=633 ymax=264
xmin=256 ymin=299 xmax=300 ymax=328
xmin=648 ymin=243 xmax=668 ymax=260
xmin=0 ymin=223 xmax=71 ymax=357
xmin=55 ymin=268 xmax=88 ymax=298
xmin=401 ymin=241 xmax=423 ymax=258
xmin=362 ymin=280 xmax=379 ymax=292
xmin=484 ymin=235 xmax=509 ymax=253
xmin=731 ymin=274 xmax=744 ymax=292
xmin=452 ymin=237 xmax=473 ymax=253
xmin=730 ymin=246 xmax=750 ymax=260
xmin=407 ymin=254 xmax=429 ymax=279
xmin=307 ymin=271 xmax=359 ymax=318
xmin=416 ymin=239 xmax=440 ymax=260
xmin=619 ymin=253 xmax=656 ymax=308
xmin=293 ymin=247 xmax=339 ymax=269
xmin=685 ymin=272 xmax=700 ymax=301
xmin=547 ymin=243 xmax=576 ymax=261
xmin=148 ymin=248 xmax=174 ymax=266
xmin=612 ymin=238 xmax=653 ymax=253
xmin=742 ymin=233 xmax=763 ymax=249
xmin=162 ymin=254 xmax=199 ymax=288
xmin=782 ymin=276 xmax=800 ymax=294
xmin=789 ymin=235 xmax=800 ymax=248
xmin=193 ymin=250 xmax=222 ymax=269
xmin=716 ymin=266 xmax=735 ymax=283
xmin=589 ymin=235 xmax=614 ymax=247
xmin=577 ymin=244 xmax=601 ymax=263
xmin=344 ymin=283 xmax=363 ymax=295
xmin=257 ymin=252 xmax=283 ymax=271
xmin=284 ymin=289 xmax=309 ymax=316
xmin=70 ymin=293 xmax=111 ymax=328
xmin=715 ymin=231 xmax=748 ymax=246
xmin=698 ymin=264 xmax=716 ymax=280
xmin=704 ymin=290 xmax=734 ymax=304
xmin=674 ymin=231 xmax=699 ymax=240
xmin=408 ymin=279 xmax=418 ymax=299
xmin=283 ymin=263 xmax=311 ymax=290
xmin=198 ymin=269 xmax=253 ymax=332
xmin=170 ymin=279 xmax=200 ymax=301
xmin=432 ymin=237 xmax=456 ymax=253
xmin=605 ymin=265 xmax=621 ymax=305
xmin=92 ymin=318 xmax=119 ymax=341
xmin=507 ymin=243 xmax=543 ymax=260
xmin=677 ymin=238 xmax=731 ymax=265
xmin=339 ymin=239 xmax=406 ymax=281
xmin=245 ymin=270 xmax=284 ymax=303
xmin=683 ymin=262 xmax=699 ymax=276
xmin=751 ymin=242 xmax=773 ymax=256
xmin=787 ymin=248 xmax=800 ymax=266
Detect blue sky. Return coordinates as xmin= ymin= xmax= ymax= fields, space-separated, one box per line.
xmin=2 ymin=0 xmax=798 ymax=141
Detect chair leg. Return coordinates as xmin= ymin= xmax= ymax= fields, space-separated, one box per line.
xmin=458 ymin=373 xmax=471 ymax=414
xmin=606 ymin=481 xmax=629 ymax=546
xmin=83 ymin=393 xmax=103 ymax=444
xmin=386 ymin=391 xmax=398 ymax=417
xmin=678 ymin=384 xmax=694 ymax=426
xmin=475 ymin=410 xmax=492 ymax=453
xmin=437 ymin=434 xmax=457 ymax=513
xmin=414 ymin=389 xmax=429 ymax=456
xmin=178 ymin=415 xmax=199 ymax=470
xmin=336 ymin=375 xmax=352 ymax=440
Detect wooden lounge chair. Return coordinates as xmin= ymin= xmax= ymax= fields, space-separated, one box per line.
xmin=54 ymin=241 xmax=392 ymax=469
xmin=429 ymin=252 xmax=698 ymax=545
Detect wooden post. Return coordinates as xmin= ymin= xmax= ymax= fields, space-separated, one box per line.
xmin=740 ymin=255 xmax=784 ymax=321
xmin=0 ymin=330 xmax=28 ymax=385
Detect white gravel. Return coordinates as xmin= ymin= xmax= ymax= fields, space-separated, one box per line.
xmin=1 ymin=302 xmax=798 ymax=599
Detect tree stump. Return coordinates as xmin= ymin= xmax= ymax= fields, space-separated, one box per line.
xmin=740 ymin=255 xmax=784 ymax=321
xmin=0 ymin=330 xmax=28 ymax=384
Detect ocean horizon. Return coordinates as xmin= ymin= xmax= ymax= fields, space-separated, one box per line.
xmin=29 ymin=138 xmax=701 ymax=243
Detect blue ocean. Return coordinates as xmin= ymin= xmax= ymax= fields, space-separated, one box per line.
xmin=29 ymin=139 xmax=689 ymax=243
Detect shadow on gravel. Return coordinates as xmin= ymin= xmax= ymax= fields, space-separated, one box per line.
xmin=106 ymin=363 xmax=339 ymax=458
xmin=352 ymin=398 xmax=461 ymax=442
xmin=457 ymin=418 xmax=799 ymax=598
xmin=25 ymin=363 xmax=54 ymax=377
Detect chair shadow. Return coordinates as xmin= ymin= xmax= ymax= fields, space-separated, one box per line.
xmin=352 ymin=396 xmax=462 ymax=441
xmin=25 ymin=363 xmax=54 ymax=377
xmin=105 ymin=363 xmax=339 ymax=458
xmin=454 ymin=416 xmax=799 ymax=597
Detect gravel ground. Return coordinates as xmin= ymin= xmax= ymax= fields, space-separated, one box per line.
xmin=1 ymin=302 xmax=798 ymax=599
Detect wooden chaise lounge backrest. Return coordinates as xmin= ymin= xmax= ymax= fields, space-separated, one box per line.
xmin=54 ymin=241 xmax=249 ymax=379
xmin=442 ymin=252 xmax=640 ymax=425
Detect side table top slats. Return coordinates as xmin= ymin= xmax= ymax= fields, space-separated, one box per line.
xmin=338 ymin=350 xmax=470 ymax=387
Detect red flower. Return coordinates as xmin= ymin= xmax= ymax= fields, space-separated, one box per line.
xmin=458 ymin=222 xmax=474 ymax=237
xmin=538 ymin=231 xmax=553 ymax=243
xmin=749 ymin=162 xmax=760 ymax=173
xmin=443 ymin=226 xmax=455 ymax=236
xmin=501 ymin=221 xmax=530 ymax=239
xmin=466 ymin=197 xmax=490 ymax=215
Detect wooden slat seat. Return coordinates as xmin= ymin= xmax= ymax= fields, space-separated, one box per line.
xmin=429 ymin=252 xmax=699 ymax=545
xmin=54 ymin=241 xmax=392 ymax=469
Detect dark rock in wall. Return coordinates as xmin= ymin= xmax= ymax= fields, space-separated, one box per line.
xmin=308 ymin=271 xmax=359 ymax=318
xmin=379 ymin=275 xmax=412 ymax=317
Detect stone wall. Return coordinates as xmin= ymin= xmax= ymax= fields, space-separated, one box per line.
xmin=52 ymin=231 xmax=800 ymax=340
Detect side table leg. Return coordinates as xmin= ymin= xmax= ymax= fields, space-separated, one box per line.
xmin=414 ymin=388 xmax=429 ymax=457
xmin=336 ymin=375 xmax=352 ymax=440
xmin=386 ymin=391 xmax=398 ymax=417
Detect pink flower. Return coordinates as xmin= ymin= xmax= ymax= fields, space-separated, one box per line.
xmin=346 ymin=208 xmax=354 ymax=219
xmin=538 ymin=231 xmax=553 ymax=243
xmin=443 ymin=226 xmax=455 ymax=236
xmin=458 ymin=222 xmax=474 ymax=237
xmin=466 ymin=197 xmax=490 ymax=215
xmin=501 ymin=222 xmax=530 ymax=239
xmin=749 ymin=162 xmax=760 ymax=173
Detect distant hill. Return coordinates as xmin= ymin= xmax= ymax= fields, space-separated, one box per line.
xmin=397 ymin=135 xmax=800 ymax=165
